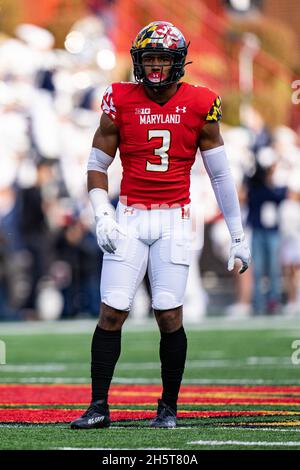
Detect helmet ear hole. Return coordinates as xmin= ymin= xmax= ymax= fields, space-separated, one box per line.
xmin=130 ymin=21 xmax=188 ymax=88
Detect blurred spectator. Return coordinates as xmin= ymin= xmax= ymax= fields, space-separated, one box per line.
xmin=0 ymin=183 xmax=23 ymax=319
xmin=279 ymin=198 xmax=300 ymax=316
xmin=242 ymin=106 xmax=273 ymax=155
xmin=0 ymin=232 xmax=11 ymax=320
xmin=245 ymin=147 xmax=288 ymax=314
xmin=17 ymin=159 xmax=56 ymax=316
xmin=53 ymin=218 xmax=101 ymax=318
xmin=207 ymin=127 xmax=254 ymax=319
xmin=279 ymin=179 xmax=300 ymax=316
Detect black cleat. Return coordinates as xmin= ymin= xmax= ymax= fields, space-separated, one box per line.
xmin=151 ymin=399 xmax=177 ymax=428
xmin=70 ymin=400 xmax=110 ymax=429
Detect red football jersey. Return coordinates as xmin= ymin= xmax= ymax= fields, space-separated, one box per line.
xmin=101 ymin=82 xmax=221 ymax=208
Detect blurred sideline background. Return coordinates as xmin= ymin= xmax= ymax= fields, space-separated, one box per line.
xmin=0 ymin=0 xmax=300 ymax=323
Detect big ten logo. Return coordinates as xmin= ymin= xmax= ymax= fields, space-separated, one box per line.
xmin=291 ymin=80 xmax=300 ymax=105
xmin=291 ymin=339 xmax=300 ymax=365
xmin=0 ymin=340 xmax=6 ymax=365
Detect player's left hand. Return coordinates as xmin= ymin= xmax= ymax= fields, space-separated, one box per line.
xmin=227 ymin=234 xmax=251 ymax=274
xmin=95 ymin=214 xmax=126 ymax=254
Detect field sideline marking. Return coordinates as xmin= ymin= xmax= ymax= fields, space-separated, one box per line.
xmin=188 ymin=440 xmax=300 ymax=447
xmin=0 ymin=356 xmax=296 ymax=373
xmin=1 ymin=317 xmax=300 ymax=335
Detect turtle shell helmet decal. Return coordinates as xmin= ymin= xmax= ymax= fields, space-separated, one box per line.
xmin=130 ymin=21 xmax=188 ymax=88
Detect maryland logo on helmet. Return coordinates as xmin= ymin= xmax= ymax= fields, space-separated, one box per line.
xmin=130 ymin=21 xmax=188 ymax=88
xmin=133 ymin=21 xmax=186 ymax=50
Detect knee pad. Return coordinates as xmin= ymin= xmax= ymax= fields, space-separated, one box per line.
xmin=152 ymin=291 xmax=180 ymax=311
xmin=103 ymin=291 xmax=131 ymax=311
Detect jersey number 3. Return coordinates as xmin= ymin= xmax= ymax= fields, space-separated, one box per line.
xmin=146 ymin=130 xmax=170 ymax=172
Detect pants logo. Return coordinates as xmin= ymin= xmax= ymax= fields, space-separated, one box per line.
xmin=181 ymin=207 xmax=190 ymax=219
xmin=124 ymin=208 xmax=135 ymax=215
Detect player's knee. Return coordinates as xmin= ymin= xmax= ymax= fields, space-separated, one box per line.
xmin=103 ymin=291 xmax=131 ymax=312
xmin=152 ymin=292 xmax=179 ymax=311
xmin=99 ymin=302 xmax=129 ymax=330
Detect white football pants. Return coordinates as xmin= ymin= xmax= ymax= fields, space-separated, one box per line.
xmin=101 ymin=201 xmax=192 ymax=311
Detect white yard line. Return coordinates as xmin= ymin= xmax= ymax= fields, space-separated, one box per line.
xmin=0 ymin=377 xmax=90 ymax=383
xmin=214 ymin=427 xmax=300 ymax=432
xmin=0 ymin=365 xmax=70 ymax=372
xmin=1 ymin=317 xmax=300 ymax=335
xmin=56 ymin=447 xmax=173 ymax=450
xmin=116 ymin=357 xmax=296 ymax=369
xmin=0 ymin=356 xmax=296 ymax=373
xmin=188 ymin=439 xmax=300 ymax=447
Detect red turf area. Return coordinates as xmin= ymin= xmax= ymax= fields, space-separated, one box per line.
xmin=1 ymin=384 xmax=300 ymax=423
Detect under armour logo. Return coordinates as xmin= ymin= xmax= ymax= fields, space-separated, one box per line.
xmin=124 ymin=207 xmax=135 ymax=215
xmin=176 ymin=106 xmax=186 ymax=113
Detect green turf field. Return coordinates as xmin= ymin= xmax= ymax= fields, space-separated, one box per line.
xmin=1 ymin=318 xmax=300 ymax=450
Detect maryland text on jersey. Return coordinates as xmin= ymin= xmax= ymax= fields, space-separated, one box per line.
xmin=139 ymin=113 xmax=181 ymax=124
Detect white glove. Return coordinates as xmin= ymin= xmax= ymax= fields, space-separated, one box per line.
xmin=88 ymin=188 xmax=126 ymax=254
xmin=95 ymin=212 xmax=125 ymax=254
xmin=228 ymin=234 xmax=251 ymax=274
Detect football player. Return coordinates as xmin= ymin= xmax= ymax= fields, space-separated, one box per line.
xmin=71 ymin=21 xmax=251 ymax=429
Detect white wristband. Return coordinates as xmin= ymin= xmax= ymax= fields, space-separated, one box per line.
xmin=88 ymin=188 xmax=115 ymax=219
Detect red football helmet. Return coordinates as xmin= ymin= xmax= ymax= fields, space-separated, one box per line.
xmin=130 ymin=21 xmax=188 ymax=88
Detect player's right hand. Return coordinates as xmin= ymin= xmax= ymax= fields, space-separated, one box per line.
xmin=95 ymin=214 xmax=126 ymax=254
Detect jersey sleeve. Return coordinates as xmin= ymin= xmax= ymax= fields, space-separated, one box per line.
xmin=101 ymin=84 xmax=118 ymax=122
xmin=205 ymin=95 xmax=222 ymax=122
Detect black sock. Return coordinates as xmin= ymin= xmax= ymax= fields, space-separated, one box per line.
xmin=159 ymin=326 xmax=187 ymax=412
xmin=91 ymin=326 xmax=121 ymax=403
